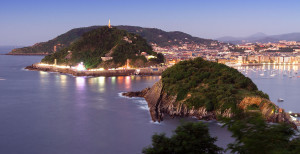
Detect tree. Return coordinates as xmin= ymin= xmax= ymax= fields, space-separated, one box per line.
xmin=157 ymin=53 xmax=165 ymax=63
xmin=143 ymin=122 xmax=223 ymax=154
xmin=224 ymin=113 xmax=300 ymax=154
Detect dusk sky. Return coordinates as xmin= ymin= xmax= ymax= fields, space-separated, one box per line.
xmin=1 ymin=0 xmax=300 ymax=46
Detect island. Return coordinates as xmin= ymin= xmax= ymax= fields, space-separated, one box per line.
xmin=123 ymin=57 xmax=297 ymax=128
xmin=26 ymin=26 xmax=166 ymax=76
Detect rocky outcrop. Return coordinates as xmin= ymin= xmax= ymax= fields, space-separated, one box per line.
xmin=122 ymin=88 xmax=150 ymax=97
xmin=239 ymin=97 xmax=296 ymax=128
xmin=123 ymin=80 xmax=232 ymax=122
xmin=123 ymin=80 xmax=297 ymax=128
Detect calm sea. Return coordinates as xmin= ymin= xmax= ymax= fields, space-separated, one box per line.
xmin=0 ymin=55 xmax=232 ymax=154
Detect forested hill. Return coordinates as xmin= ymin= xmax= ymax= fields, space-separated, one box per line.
xmin=9 ymin=25 xmax=216 ymax=54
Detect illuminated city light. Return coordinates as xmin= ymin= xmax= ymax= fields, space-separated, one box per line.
xmin=76 ymin=62 xmax=86 ymax=71
xmin=90 ymin=68 xmax=104 ymax=71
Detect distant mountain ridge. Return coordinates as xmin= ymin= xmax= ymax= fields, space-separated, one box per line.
xmin=9 ymin=25 xmax=216 ymax=54
xmin=217 ymin=32 xmax=300 ymax=44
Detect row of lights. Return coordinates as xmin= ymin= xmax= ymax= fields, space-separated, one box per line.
xmin=37 ymin=62 xmax=131 ymax=72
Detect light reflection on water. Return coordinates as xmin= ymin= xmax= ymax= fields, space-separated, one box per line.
xmin=76 ymin=77 xmax=86 ymax=91
xmin=98 ymin=77 xmax=105 ymax=87
xmin=74 ymin=76 xmax=162 ymax=93
xmin=111 ymin=77 xmax=116 ymax=85
xmin=39 ymin=71 xmax=48 ymax=76
xmin=59 ymin=75 xmax=67 ymax=87
xmin=117 ymin=76 xmax=123 ymax=84
xmin=39 ymin=71 xmax=48 ymax=84
xmin=125 ymin=76 xmax=132 ymax=91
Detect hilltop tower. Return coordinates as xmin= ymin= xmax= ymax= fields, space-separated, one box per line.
xmin=108 ymin=19 xmax=111 ymax=28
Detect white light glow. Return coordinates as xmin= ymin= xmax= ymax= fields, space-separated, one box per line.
xmin=76 ymin=62 xmax=86 ymax=71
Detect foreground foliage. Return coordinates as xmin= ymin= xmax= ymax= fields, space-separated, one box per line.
xmin=145 ymin=114 xmax=300 ymax=154
xmin=143 ymin=122 xmax=223 ymax=154
xmin=224 ymin=113 xmax=300 ymax=154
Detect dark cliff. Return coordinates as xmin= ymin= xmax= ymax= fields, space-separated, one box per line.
xmin=124 ymin=80 xmax=231 ymax=122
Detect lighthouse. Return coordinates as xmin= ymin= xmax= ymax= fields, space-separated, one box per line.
xmin=108 ymin=19 xmax=111 ymax=28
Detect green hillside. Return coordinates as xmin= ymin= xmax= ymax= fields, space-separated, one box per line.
xmin=41 ymin=26 xmax=163 ymax=68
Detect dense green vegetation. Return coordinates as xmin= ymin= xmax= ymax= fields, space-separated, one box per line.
xmin=41 ymin=27 xmax=162 ymax=68
xmin=10 ymin=25 xmax=216 ymax=54
xmin=143 ymin=122 xmax=223 ymax=154
xmin=162 ymin=57 xmax=269 ymax=113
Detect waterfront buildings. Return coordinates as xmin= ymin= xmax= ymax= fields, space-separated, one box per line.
xmin=152 ymin=40 xmax=300 ymax=66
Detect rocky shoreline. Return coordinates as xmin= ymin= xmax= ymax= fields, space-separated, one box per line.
xmin=123 ymin=80 xmax=226 ymax=122
xmin=123 ymin=80 xmax=298 ymax=129
xmin=25 ymin=63 xmax=165 ymax=77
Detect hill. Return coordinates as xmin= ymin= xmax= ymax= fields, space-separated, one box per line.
xmin=217 ymin=32 xmax=300 ymax=44
xmin=9 ymin=25 xmax=215 ymax=54
xmin=41 ymin=26 xmax=163 ymax=68
xmin=123 ymin=58 xmax=295 ymax=127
